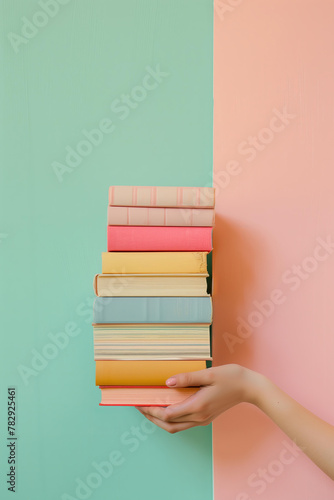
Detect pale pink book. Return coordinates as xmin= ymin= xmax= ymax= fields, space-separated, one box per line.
xmin=99 ymin=385 xmax=200 ymax=406
xmin=107 ymin=226 xmax=213 ymax=252
xmin=107 ymin=206 xmax=215 ymax=226
xmin=108 ymin=186 xmax=215 ymax=208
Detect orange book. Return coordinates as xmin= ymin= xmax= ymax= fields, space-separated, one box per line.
xmin=96 ymin=360 xmax=207 ymax=385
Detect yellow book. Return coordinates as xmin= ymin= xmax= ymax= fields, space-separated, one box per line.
xmin=101 ymin=252 xmax=208 ymax=274
xmin=96 ymin=360 xmax=207 ymax=386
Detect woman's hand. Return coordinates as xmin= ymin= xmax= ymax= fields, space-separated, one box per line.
xmin=135 ymin=364 xmax=261 ymax=434
xmin=135 ymin=363 xmax=334 ymax=480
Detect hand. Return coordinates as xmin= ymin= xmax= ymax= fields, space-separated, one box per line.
xmin=135 ymin=364 xmax=259 ymax=433
xmin=137 ymin=363 xmax=334 ymax=480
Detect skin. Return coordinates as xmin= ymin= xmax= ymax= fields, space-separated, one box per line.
xmin=135 ymin=364 xmax=334 ymax=480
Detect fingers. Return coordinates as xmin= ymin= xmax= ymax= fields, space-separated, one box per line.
xmin=136 ymin=404 xmax=192 ymax=422
xmin=135 ymin=391 xmax=206 ymax=423
xmin=166 ymin=367 xmax=215 ymax=388
xmin=138 ymin=411 xmax=205 ymax=434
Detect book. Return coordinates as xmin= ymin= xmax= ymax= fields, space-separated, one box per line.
xmin=107 ymin=226 xmax=213 ymax=252
xmin=102 ymin=252 xmax=208 ymax=274
xmin=99 ymin=385 xmax=200 ymax=406
xmin=93 ymin=324 xmax=211 ymax=360
xmin=108 ymin=186 xmax=215 ymax=208
xmin=93 ymin=296 xmax=213 ymax=324
xmin=107 ymin=206 xmax=215 ymax=226
xmin=93 ymin=273 xmax=209 ymax=296
xmin=95 ymin=360 xmax=207 ymax=385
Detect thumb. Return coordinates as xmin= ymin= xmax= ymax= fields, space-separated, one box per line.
xmin=166 ymin=368 xmax=213 ymax=387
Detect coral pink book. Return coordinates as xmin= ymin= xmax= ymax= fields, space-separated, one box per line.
xmin=108 ymin=186 xmax=215 ymax=208
xmin=99 ymin=385 xmax=200 ymax=406
xmin=107 ymin=226 xmax=213 ymax=252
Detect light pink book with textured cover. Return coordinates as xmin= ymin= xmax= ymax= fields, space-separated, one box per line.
xmin=107 ymin=206 xmax=215 ymax=226
xmin=108 ymin=186 xmax=215 ymax=208
xmin=107 ymin=226 xmax=213 ymax=252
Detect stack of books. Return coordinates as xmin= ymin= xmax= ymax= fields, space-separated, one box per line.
xmin=92 ymin=186 xmax=215 ymax=406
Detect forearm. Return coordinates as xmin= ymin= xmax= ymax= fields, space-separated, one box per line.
xmin=244 ymin=369 xmax=334 ymax=480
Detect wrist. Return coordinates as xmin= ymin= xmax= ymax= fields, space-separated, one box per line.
xmin=240 ymin=366 xmax=271 ymax=407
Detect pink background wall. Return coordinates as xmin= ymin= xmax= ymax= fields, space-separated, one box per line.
xmin=213 ymin=1 xmax=334 ymax=499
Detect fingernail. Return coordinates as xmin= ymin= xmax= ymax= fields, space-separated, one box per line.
xmin=166 ymin=377 xmax=176 ymax=386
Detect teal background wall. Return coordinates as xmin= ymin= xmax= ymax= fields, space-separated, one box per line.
xmin=0 ymin=1 xmax=213 ymax=499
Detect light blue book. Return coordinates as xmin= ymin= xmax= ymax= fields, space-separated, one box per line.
xmin=93 ymin=297 xmax=212 ymax=324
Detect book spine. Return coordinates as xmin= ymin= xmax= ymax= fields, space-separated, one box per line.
xmin=93 ymin=297 xmax=212 ymax=323
xmin=108 ymin=186 xmax=215 ymax=208
xmin=93 ymin=274 xmax=98 ymax=295
xmin=107 ymin=206 xmax=215 ymax=226
xmin=95 ymin=360 xmax=207 ymax=385
xmin=100 ymin=387 xmax=200 ymax=406
xmin=101 ymin=252 xmax=208 ymax=274
xmin=107 ymin=226 xmax=212 ymax=252
xmin=94 ymin=275 xmax=208 ymax=297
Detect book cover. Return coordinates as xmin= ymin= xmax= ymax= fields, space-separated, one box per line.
xmin=93 ymin=273 xmax=209 ymax=296
xmin=108 ymin=186 xmax=215 ymax=208
xmin=95 ymin=360 xmax=208 ymax=385
xmin=99 ymin=385 xmax=200 ymax=406
xmin=93 ymin=296 xmax=213 ymax=324
xmin=101 ymin=251 xmax=208 ymax=274
xmin=107 ymin=226 xmax=213 ymax=252
xmin=107 ymin=206 xmax=215 ymax=226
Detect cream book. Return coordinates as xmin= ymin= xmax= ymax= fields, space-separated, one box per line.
xmin=93 ymin=273 xmax=209 ymax=296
